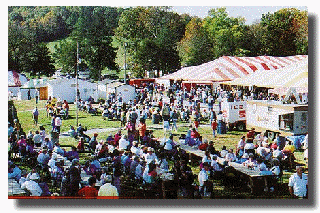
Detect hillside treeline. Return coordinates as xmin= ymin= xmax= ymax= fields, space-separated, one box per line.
xmin=8 ymin=6 xmax=308 ymax=79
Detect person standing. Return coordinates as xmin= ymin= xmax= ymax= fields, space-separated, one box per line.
xmin=288 ymin=166 xmax=308 ymax=198
xmin=32 ymin=107 xmax=39 ymax=125
xmin=54 ymin=115 xmax=62 ymax=134
xmin=35 ymin=89 xmax=39 ymax=104
xmin=69 ymin=159 xmax=82 ymax=196
xmin=211 ymin=119 xmax=217 ymax=138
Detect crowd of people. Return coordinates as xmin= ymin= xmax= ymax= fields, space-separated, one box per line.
xmin=8 ymin=81 xmax=308 ymax=199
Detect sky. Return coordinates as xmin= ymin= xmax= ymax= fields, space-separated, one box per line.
xmin=170 ymin=6 xmax=308 ymax=25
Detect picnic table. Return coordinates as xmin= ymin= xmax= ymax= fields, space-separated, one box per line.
xmin=8 ymin=178 xmax=27 ymax=196
xmin=227 ymin=162 xmax=275 ymax=194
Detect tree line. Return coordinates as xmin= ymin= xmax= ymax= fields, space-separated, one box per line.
xmin=8 ymin=6 xmax=308 ymax=80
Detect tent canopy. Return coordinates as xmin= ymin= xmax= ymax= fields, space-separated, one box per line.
xmin=159 ymin=55 xmax=307 ymax=83
xmin=8 ymin=71 xmax=28 ymax=87
xmin=223 ymin=57 xmax=308 ymax=92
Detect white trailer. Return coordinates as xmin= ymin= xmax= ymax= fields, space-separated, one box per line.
xmin=221 ymin=101 xmax=247 ymax=131
xmin=246 ymin=100 xmax=308 ymax=136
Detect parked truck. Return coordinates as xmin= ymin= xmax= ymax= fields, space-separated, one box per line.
xmin=221 ymin=100 xmax=247 ymax=131
xmin=246 ymin=100 xmax=308 ymax=136
xmin=220 ymin=99 xmax=308 ymax=136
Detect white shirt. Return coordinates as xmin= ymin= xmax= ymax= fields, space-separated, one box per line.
xmin=288 ymin=173 xmax=308 ymax=197
xmin=164 ymin=141 xmax=173 ymax=150
xmin=225 ymin=153 xmax=237 ymax=162
xmin=220 ymin=150 xmax=228 ymax=158
xmin=21 ymin=180 xmax=42 ymax=196
xmin=238 ymin=139 xmax=245 ymax=148
xmin=144 ymin=153 xmax=157 ymax=164
xmin=55 ymin=117 xmax=62 ymax=126
xmin=273 ymin=149 xmax=283 ymax=158
xmin=244 ymin=143 xmax=255 ymax=150
xmin=118 ymin=138 xmax=129 ymax=150
xmin=130 ymin=146 xmax=141 ymax=156
xmin=271 ymin=166 xmax=281 ymax=176
xmin=211 ymin=160 xmax=222 ymax=172
xmin=198 ymin=169 xmax=208 ymax=187
xmin=135 ymin=164 xmax=143 ymax=179
xmin=98 ymin=183 xmax=119 ymax=197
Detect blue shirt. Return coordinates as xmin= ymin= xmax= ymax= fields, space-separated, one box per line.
xmin=8 ymin=166 xmax=21 ymax=180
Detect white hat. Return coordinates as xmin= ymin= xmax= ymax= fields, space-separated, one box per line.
xmin=29 ymin=173 xmax=40 ymax=180
xmin=242 ymin=153 xmax=249 ymax=158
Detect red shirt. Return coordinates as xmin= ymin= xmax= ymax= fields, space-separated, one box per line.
xmin=78 ymin=186 xmax=98 ymax=198
xmin=211 ymin=121 xmax=217 ymax=130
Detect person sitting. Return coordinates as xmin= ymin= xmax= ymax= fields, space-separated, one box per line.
xmin=53 ymin=142 xmax=65 ymax=156
xmin=77 ymin=137 xmax=86 ymax=152
xmin=206 ymin=140 xmax=217 ymax=155
xmin=190 ymin=128 xmax=200 ymax=139
xmin=89 ymin=133 xmax=98 ymax=153
xmin=78 ymin=176 xmax=98 ymax=198
xmin=198 ymin=162 xmax=213 ymax=197
xmin=211 ymin=155 xmax=223 ymax=179
xmin=8 ymin=163 xmax=21 ymax=181
xmin=20 ymin=173 xmax=42 ymax=196
xmin=66 ymin=146 xmax=79 ymax=161
xmin=244 ymin=138 xmax=255 ymax=155
xmin=247 ymin=128 xmax=255 ymax=139
xmin=98 ymin=175 xmax=119 ymax=197
xmin=243 ymin=153 xmax=257 ymax=169
xmin=68 ymin=126 xmax=77 ymax=138
xmin=225 ymin=149 xmax=237 ymax=162
xmin=37 ymin=149 xmax=50 ymax=167
xmin=220 ymin=146 xmax=228 ymax=158
xmin=198 ymin=139 xmax=209 ymax=151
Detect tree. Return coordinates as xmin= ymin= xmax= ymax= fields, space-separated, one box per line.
xmin=8 ymin=20 xmax=55 ymax=76
xmin=202 ymin=7 xmax=247 ymax=58
xmin=72 ymin=6 xmax=119 ymax=80
xmin=178 ymin=17 xmax=214 ymax=66
xmin=52 ymin=6 xmax=120 ymax=80
xmin=260 ymin=8 xmax=308 ymax=56
xmin=115 ymin=6 xmax=186 ymax=77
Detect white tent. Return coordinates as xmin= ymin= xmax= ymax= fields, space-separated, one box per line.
xmin=46 ymin=78 xmax=99 ymax=103
xmin=115 ymin=85 xmax=136 ymax=104
xmin=19 ymin=79 xmax=48 ymax=100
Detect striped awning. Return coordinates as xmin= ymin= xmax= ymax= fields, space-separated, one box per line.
xmin=160 ymin=55 xmax=307 ymax=82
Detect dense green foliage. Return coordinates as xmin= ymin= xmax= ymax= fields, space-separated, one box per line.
xmin=8 ymin=6 xmax=308 ymax=79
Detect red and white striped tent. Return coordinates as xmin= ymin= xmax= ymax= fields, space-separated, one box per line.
xmin=158 ymin=55 xmax=307 ymax=83
xmin=8 ymin=71 xmax=29 ymax=97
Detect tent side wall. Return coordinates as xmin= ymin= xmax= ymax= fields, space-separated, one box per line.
xmin=115 ymin=85 xmax=136 ymax=103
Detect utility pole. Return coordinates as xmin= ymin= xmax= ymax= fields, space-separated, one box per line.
xmin=76 ymin=40 xmax=79 ymax=127
xmin=124 ymin=42 xmax=127 ymax=84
